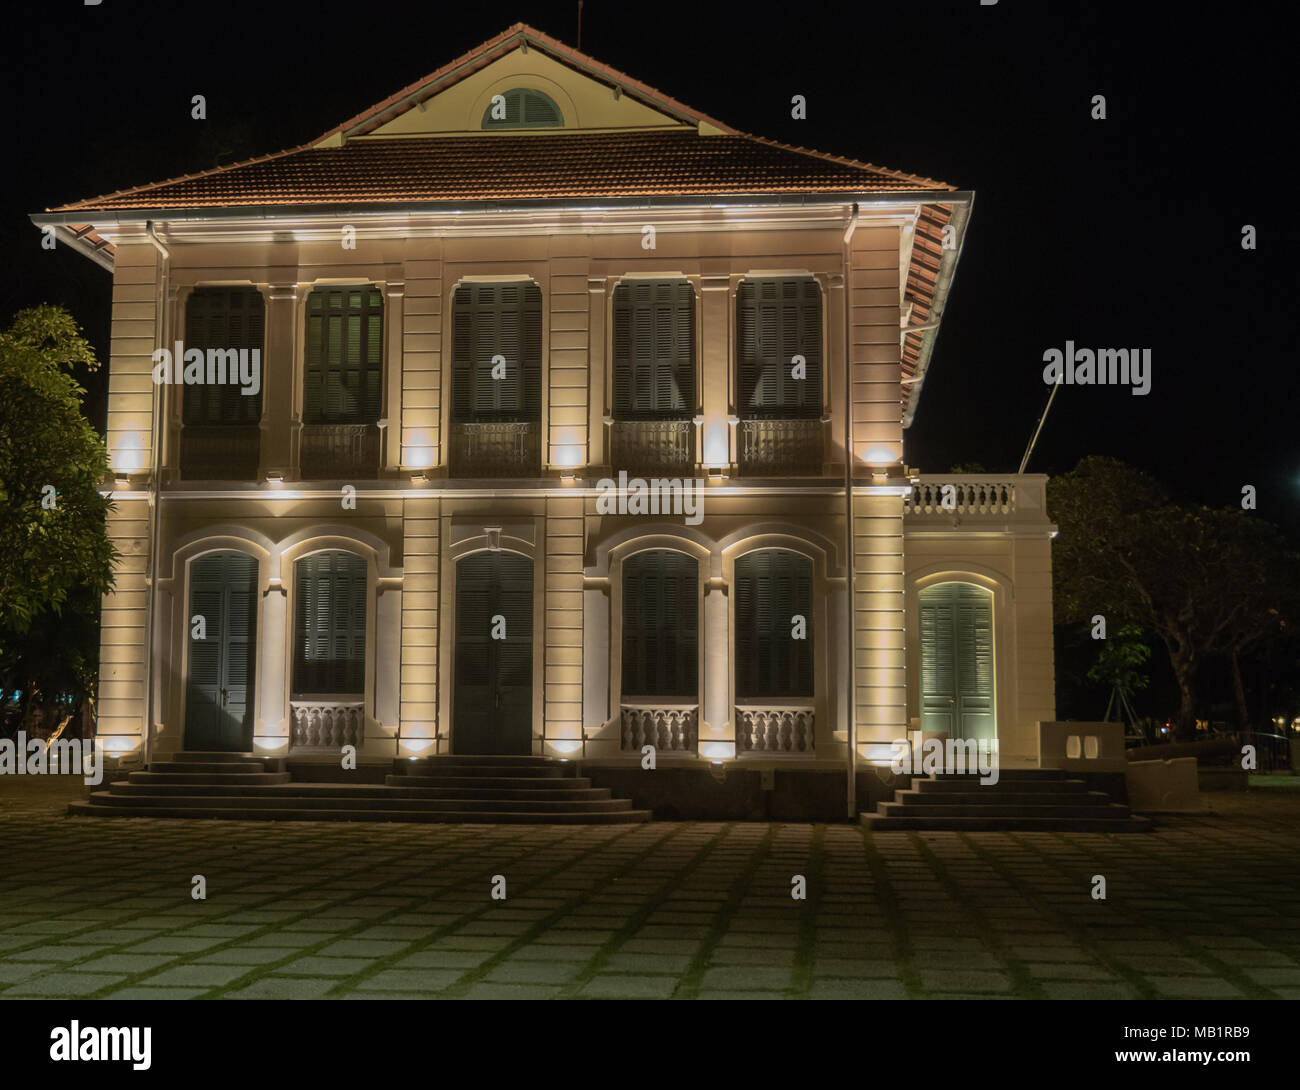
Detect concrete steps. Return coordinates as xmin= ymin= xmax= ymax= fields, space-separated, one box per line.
xmin=69 ymin=751 xmax=650 ymax=824
xmin=862 ymin=770 xmax=1152 ymax=832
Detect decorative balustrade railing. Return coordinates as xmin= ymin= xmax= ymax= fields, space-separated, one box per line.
xmin=737 ymin=706 xmax=816 ymax=753
xmin=738 ymin=418 xmax=825 ymax=476
xmin=290 ymin=700 xmax=365 ymax=750
xmin=620 ymin=704 xmax=698 ymax=752
xmin=179 ymin=424 xmax=260 ymax=481
xmin=905 ymin=478 xmax=1018 ymax=517
xmin=299 ymin=423 xmax=380 ymax=480
xmin=448 ymin=420 xmax=541 ymax=478
xmin=609 ymin=420 xmax=695 ymax=477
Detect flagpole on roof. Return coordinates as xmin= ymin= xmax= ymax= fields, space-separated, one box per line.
xmin=1018 ymin=381 xmax=1060 ymax=475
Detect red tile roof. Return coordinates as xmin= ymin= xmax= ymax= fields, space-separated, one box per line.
xmin=48 ymin=130 xmax=951 ymax=213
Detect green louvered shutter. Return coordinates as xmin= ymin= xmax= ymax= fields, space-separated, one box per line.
xmin=183 ymin=287 xmax=265 ymax=425
xmin=737 ymin=277 xmax=821 ymax=419
xmin=919 ymin=583 xmax=994 ymax=740
xmin=185 ymin=551 xmax=258 ymax=751
xmin=480 ymin=88 xmax=564 ymax=129
xmin=735 ymin=550 xmax=814 ymax=698
xmin=294 ymin=551 xmax=366 ymax=695
xmin=304 ymin=287 xmax=383 ymax=425
xmin=612 ymin=280 xmax=695 ymax=420
xmin=622 ymin=550 xmax=698 ymax=698
xmin=451 ymin=281 xmax=542 ymax=422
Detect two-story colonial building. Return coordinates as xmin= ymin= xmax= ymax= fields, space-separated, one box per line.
xmin=37 ymin=24 xmax=1059 ymax=821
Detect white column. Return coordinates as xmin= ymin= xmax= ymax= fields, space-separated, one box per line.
xmin=375 ymin=583 xmax=402 ymax=742
xmin=258 ymin=583 xmax=288 ymax=748
xmin=583 ymin=581 xmax=610 ymax=740
xmin=701 ymin=577 xmax=732 ymax=753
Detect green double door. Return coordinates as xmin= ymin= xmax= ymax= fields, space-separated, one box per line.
xmin=185 ymin=551 xmax=258 ymax=751
xmin=454 ymin=552 xmax=533 ymax=755
xmin=918 ymin=582 xmax=995 ymax=741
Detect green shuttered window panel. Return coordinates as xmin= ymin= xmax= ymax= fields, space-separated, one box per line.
xmin=736 ymin=277 xmax=822 ymax=419
xmin=451 ymin=281 xmax=543 ymax=421
xmin=304 ymin=286 xmax=384 ymax=425
xmin=183 ymin=287 xmax=265 ymax=425
xmin=480 ymin=88 xmax=564 ymax=129
xmin=622 ymin=550 xmax=698 ymax=698
xmin=612 ymin=280 xmax=696 ymax=420
xmin=293 ymin=551 xmax=367 ymax=695
xmin=734 ymin=549 xmax=814 ymax=698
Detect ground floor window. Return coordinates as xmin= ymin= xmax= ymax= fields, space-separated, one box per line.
xmin=293 ymin=550 xmax=366 ymax=695
xmin=622 ymin=549 xmax=698 ymax=699
xmin=734 ymin=549 xmax=814 ymax=699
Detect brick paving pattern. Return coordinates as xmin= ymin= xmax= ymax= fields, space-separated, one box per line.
xmin=2 ymin=779 xmax=1298 ymax=999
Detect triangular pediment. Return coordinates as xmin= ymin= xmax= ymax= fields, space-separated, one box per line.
xmin=315 ymin=23 xmax=729 ymax=146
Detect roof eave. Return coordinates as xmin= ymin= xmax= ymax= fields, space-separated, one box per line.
xmin=36 ymin=188 xmax=968 ymax=225
xmin=901 ymin=192 xmax=975 ymax=428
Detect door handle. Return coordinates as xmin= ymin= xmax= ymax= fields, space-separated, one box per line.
xmin=220 ymin=688 xmax=228 ymax=706
xmin=494 ymin=690 xmax=501 ymax=710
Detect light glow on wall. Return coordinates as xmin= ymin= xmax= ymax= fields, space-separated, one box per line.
xmin=861 ymin=445 xmax=899 ymax=466
xmin=404 ymin=443 xmax=434 ymax=470
xmin=113 ymin=435 xmax=145 ymax=474
xmin=549 ymin=739 xmax=582 ymax=755
xmin=551 ymin=444 xmax=584 ymax=469
xmin=699 ymin=741 xmax=735 ymax=760
xmin=401 ymin=738 xmax=435 ymax=755
xmin=703 ymin=426 xmax=730 ymax=469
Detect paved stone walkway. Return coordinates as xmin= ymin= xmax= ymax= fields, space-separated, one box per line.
xmin=2 ymin=778 xmax=1298 ymax=999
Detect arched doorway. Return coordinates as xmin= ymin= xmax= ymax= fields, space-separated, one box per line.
xmin=185 ymin=551 xmax=258 ymax=751
xmin=918 ymin=581 xmax=995 ymax=741
xmin=454 ymin=551 xmax=533 ymax=754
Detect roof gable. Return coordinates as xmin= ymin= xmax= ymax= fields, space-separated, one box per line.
xmin=316 ymin=23 xmax=727 ymax=147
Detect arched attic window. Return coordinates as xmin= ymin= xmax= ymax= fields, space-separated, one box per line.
xmin=481 ymin=88 xmax=564 ymax=129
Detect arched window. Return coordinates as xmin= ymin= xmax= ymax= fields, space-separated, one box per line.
xmin=918 ymin=582 xmax=995 ymax=740
xmin=481 ymin=88 xmax=564 ymax=129
xmin=622 ymin=550 xmax=698 ymax=698
xmin=734 ymin=549 xmax=814 ymax=698
xmin=294 ymin=551 xmax=367 ymax=695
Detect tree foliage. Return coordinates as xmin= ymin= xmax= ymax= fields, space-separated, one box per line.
xmin=1049 ymin=456 xmax=1297 ymax=739
xmin=0 ymin=305 xmax=116 ymax=664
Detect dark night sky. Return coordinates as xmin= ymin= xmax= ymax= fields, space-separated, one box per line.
xmin=4 ymin=1 xmax=1295 ymax=530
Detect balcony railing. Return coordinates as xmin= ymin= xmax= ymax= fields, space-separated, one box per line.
xmin=300 ymin=423 xmax=380 ymax=480
xmin=290 ymin=699 xmax=364 ymax=751
xmin=738 ymin=418 xmax=824 ymax=477
xmin=609 ymin=420 xmax=695 ymax=477
xmin=903 ymin=475 xmax=1051 ymax=526
xmin=449 ymin=420 xmax=541 ymax=478
xmin=620 ymin=704 xmax=698 ymax=753
xmin=179 ymin=424 xmax=260 ymax=481
xmin=737 ymin=705 xmax=815 ymax=754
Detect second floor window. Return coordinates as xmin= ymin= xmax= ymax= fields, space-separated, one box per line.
xmin=612 ymin=279 xmax=696 ymax=420
xmin=304 ymin=286 xmax=383 ymax=425
xmin=184 ymin=287 xmax=265 ymax=425
xmin=736 ymin=277 xmax=822 ymax=419
xmin=451 ymin=281 xmax=543 ymax=422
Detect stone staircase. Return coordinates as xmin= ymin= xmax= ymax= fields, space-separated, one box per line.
xmin=861 ymin=770 xmax=1152 ymax=832
xmin=69 ymin=752 xmax=650 ymax=824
